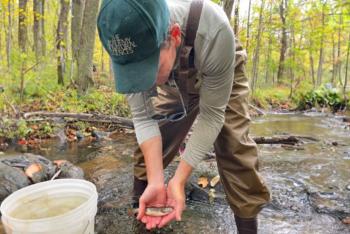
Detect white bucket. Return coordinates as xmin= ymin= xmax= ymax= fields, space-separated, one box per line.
xmin=0 ymin=179 xmax=98 ymax=234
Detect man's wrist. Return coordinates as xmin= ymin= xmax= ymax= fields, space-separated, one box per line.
xmin=173 ymin=159 xmax=193 ymax=186
xmin=147 ymin=173 xmax=165 ymax=187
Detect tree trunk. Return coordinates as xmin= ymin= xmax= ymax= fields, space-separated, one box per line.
xmin=109 ymin=58 xmax=113 ymax=81
xmin=223 ymin=0 xmax=235 ymax=20
xmin=344 ymin=31 xmax=350 ymax=99
xmin=332 ymin=34 xmax=336 ymax=85
xmin=246 ymin=0 xmax=252 ymax=55
xmin=18 ymin=0 xmax=28 ymax=105
xmin=277 ymin=0 xmax=288 ymax=84
xmin=71 ymin=0 xmax=85 ymax=61
xmin=41 ymin=0 xmax=46 ymax=56
xmin=6 ymin=0 xmax=12 ymax=70
xmin=309 ymin=51 xmax=316 ymax=88
xmin=76 ymin=0 xmax=100 ymax=94
xmin=33 ymin=0 xmax=45 ymax=62
xmin=251 ymin=0 xmax=265 ymax=91
xmin=264 ymin=2 xmax=273 ymax=85
xmin=18 ymin=0 xmax=28 ymax=53
xmin=289 ymin=24 xmax=296 ymax=98
xmin=101 ymin=47 xmax=105 ymax=73
xmin=337 ymin=8 xmax=343 ymax=86
xmin=57 ymin=0 xmax=70 ymax=85
xmin=316 ymin=2 xmax=326 ymax=86
xmin=233 ymin=0 xmax=240 ymax=35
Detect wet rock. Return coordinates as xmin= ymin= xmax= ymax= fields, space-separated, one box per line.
xmin=54 ymin=160 xmax=84 ymax=179
xmin=121 ymin=148 xmax=134 ymax=157
xmin=346 ymin=185 xmax=350 ymax=191
xmin=308 ymin=191 xmax=350 ymax=219
xmin=76 ymin=131 xmax=84 ymax=141
xmin=187 ymin=181 xmax=227 ymax=205
xmin=1 ymin=154 xmax=56 ymax=182
xmin=91 ymin=130 xmax=109 ymax=140
xmin=0 ymin=162 xmax=30 ymax=202
xmin=265 ymin=176 xmax=311 ymax=215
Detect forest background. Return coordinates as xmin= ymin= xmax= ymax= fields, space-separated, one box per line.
xmin=0 ymin=0 xmax=349 ymax=139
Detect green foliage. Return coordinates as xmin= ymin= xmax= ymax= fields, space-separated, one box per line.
xmin=297 ymin=85 xmax=346 ymax=110
xmin=0 ymin=118 xmax=31 ymax=139
xmin=251 ymin=87 xmax=292 ymax=109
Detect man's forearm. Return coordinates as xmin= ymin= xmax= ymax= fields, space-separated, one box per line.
xmin=140 ymin=135 xmax=164 ymax=186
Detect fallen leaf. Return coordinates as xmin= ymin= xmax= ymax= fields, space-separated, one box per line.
xmin=210 ymin=175 xmax=220 ymax=187
xmin=342 ymin=217 xmax=350 ymax=224
xmin=198 ymin=176 xmax=209 ymax=188
xmin=18 ymin=138 xmax=28 ymax=145
xmin=25 ymin=163 xmax=43 ymax=178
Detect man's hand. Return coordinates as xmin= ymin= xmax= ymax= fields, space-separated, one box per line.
xmin=137 ymin=184 xmax=167 ymax=230
xmin=158 ymin=178 xmax=186 ymax=228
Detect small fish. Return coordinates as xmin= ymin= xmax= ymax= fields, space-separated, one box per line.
xmin=129 ymin=207 xmax=174 ymax=217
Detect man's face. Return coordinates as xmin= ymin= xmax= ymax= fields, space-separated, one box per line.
xmin=155 ymin=23 xmax=182 ymax=85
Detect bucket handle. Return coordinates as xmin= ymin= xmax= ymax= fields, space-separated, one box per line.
xmin=82 ymin=220 xmax=91 ymax=234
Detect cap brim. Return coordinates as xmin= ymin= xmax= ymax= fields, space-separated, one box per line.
xmin=112 ymin=49 xmax=160 ymax=94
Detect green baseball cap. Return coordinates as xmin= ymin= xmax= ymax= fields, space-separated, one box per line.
xmin=97 ymin=0 xmax=170 ymax=94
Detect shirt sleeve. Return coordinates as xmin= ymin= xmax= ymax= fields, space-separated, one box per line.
xmin=182 ymin=23 xmax=235 ymax=168
xmin=125 ymin=93 xmax=161 ymax=145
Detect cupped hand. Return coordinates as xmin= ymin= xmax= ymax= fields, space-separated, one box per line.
xmin=158 ymin=178 xmax=186 ymax=228
xmin=137 ymin=184 xmax=167 ymax=230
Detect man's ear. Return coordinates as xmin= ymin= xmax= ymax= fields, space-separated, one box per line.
xmin=170 ymin=23 xmax=181 ymax=47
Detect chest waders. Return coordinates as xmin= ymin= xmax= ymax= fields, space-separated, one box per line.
xmin=173 ymin=0 xmax=203 ymax=110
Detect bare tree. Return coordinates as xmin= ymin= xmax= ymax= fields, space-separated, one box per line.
xmin=33 ymin=0 xmax=45 ymax=62
xmin=246 ymin=0 xmax=252 ymax=54
xmin=234 ymin=0 xmax=240 ymax=35
xmin=265 ymin=1 xmax=274 ymax=85
xmin=18 ymin=0 xmax=28 ymax=53
xmin=308 ymin=17 xmax=316 ymax=87
xmin=71 ymin=0 xmax=85 ymax=62
xmin=57 ymin=0 xmax=70 ymax=85
xmin=251 ymin=0 xmax=265 ymax=91
xmin=18 ymin=0 xmax=28 ymax=104
xmin=344 ymin=31 xmax=350 ymax=99
xmin=6 ymin=0 xmax=13 ymax=69
xmin=316 ymin=2 xmax=326 ymax=86
xmin=332 ymin=33 xmax=336 ymax=85
xmin=76 ymin=0 xmax=100 ymax=94
xmin=337 ymin=6 xmax=343 ymax=86
xmin=277 ymin=0 xmax=288 ymax=84
xmin=223 ymin=0 xmax=235 ymax=20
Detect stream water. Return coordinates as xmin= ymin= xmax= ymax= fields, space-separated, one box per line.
xmin=0 ymin=113 xmax=349 ymax=233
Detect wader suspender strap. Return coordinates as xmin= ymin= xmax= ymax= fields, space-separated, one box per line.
xmin=177 ymin=0 xmax=203 ymax=106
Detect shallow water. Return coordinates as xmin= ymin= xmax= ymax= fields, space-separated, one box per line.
xmin=1 ymin=113 xmax=350 ymax=233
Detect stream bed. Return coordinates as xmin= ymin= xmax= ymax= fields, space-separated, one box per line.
xmin=0 ymin=113 xmax=349 ymax=233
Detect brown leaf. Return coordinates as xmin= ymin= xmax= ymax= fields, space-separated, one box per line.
xmin=342 ymin=217 xmax=350 ymax=224
xmin=198 ymin=176 xmax=209 ymax=188
xmin=210 ymin=175 xmax=220 ymax=187
xmin=25 ymin=163 xmax=43 ymax=178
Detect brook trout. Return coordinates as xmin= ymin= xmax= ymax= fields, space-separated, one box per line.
xmin=130 ymin=207 xmax=173 ymax=217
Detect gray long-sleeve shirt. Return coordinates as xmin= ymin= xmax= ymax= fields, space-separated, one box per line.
xmin=126 ymin=0 xmax=235 ymax=168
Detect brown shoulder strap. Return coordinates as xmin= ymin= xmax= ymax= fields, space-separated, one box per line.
xmin=185 ymin=0 xmax=204 ymax=47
